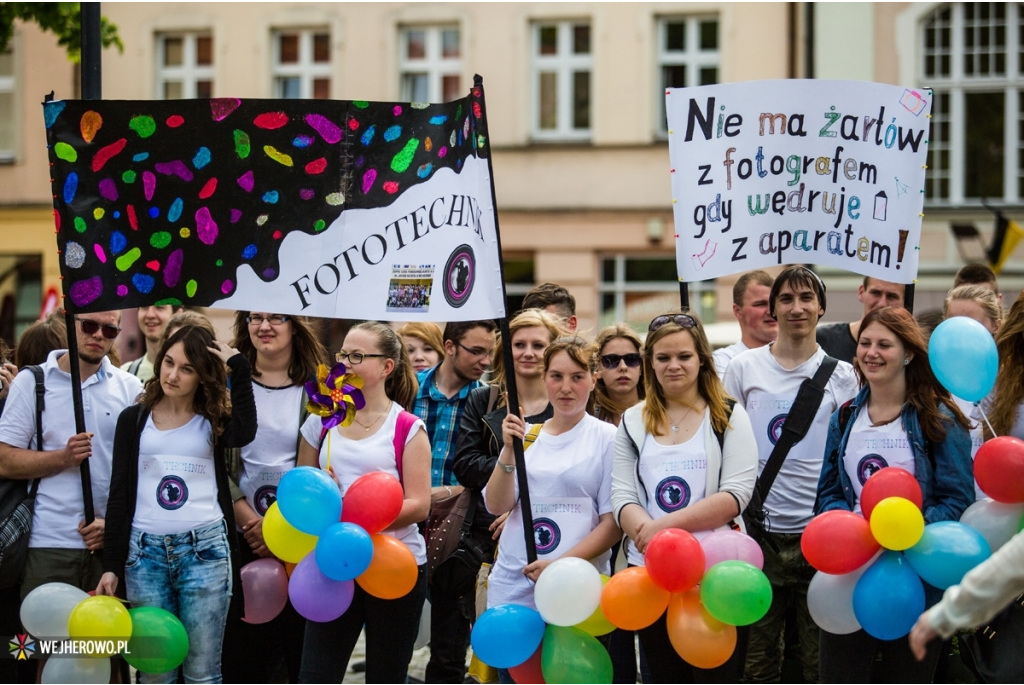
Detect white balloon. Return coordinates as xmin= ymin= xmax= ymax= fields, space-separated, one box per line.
xmin=533 ymin=557 xmax=602 ymax=627
xmin=41 ymin=656 xmax=111 ymax=684
xmin=960 ymin=498 xmax=1024 ymax=553
xmin=20 ymin=583 xmax=89 ymax=639
xmin=807 ymin=564 xmax=870 ymax=635
xmin=414 ymin=599 xmax=431 ymax=650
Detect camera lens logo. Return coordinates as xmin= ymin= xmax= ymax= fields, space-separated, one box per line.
xmin=767 ymin=414 xmax=788 ymax=445
xmin=443 ymin=244 xmax=475 ymax=308
xmin=532 ymin=517 xmax=561 ymax=555
xmin=254 ymin=485 xmax=277 ymax=516
xmin=857 ymin=455 xmax=889 ymax=485
xmin=157 ymin=475 xmax=189 ymax=510
xmin=655 ymin=476 xmax=691 ymax=512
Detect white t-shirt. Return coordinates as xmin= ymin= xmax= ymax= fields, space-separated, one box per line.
xmin=239 ymin=384 xmax=304 ymax=516
xmin=485 ymin=414 xmax=615 ymax=610
xmin=713 ymin=341 xmax=750 ymax=378
xmin=132 ymin=414 xmax=222 ymax=535
xmin=956 ymin=396 xmax=986 ymax=501
xmin=0 ymin=350 xmax=143 ymax=549
xmin=724 ymin=344 xmax=858 ymax=533
xmin=300 ymin=402 xmax=427 ymax=565
xmin=121 ymin=355 xmax=155 ymax=383
xmin=843 ymin=409 xmax=916 ymax=514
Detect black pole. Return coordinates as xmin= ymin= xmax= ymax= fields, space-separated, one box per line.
xmin=474 ymin=75 xmax=537 ymax=563
xmin=904 ymin=283 xmax=916 ymax=315
xmin=805 ymin=2 xmax=815 ymax=79
xmin=679 ymin=281 xmax=690 ymax=310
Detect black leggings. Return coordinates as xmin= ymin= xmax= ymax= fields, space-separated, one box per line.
xmin=819 ymin=629 xmax=942 ymax=683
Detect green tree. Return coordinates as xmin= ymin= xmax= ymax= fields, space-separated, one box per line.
xmin=0 ymin=3 xmax=122 ymax=61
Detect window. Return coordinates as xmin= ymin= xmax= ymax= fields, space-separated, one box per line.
xmin=399 ymin=26 xmax=462 ymax=103
xmin=532 ymin=21 xmax=592 ymax=140
xmin=657 ymin=17 xmax=720 ymax=134
xmin=273 ymin=30 xmax=331 ymax=99
xmin=503 ymin=254 xmax=536 ymax=314
xmin=0 ymin=45 xmax=15 ymax=162
xmin=599 ymin=255 xmax=716 ymax=332
xmin=156 ymin=33 xmax=214 ymax=99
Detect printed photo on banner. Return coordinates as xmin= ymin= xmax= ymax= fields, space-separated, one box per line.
xmin=666 ymin=80 xmax=931 ymax=284
xmin=387 ymin=265 xmax=434 ymax=313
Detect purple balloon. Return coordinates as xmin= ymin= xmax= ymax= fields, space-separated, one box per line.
xmin=700 ymin=530 xmax=764 ymax=573
xmin=241 ymin=558 xmax=289 ymax=624
xmin=288 ymin=555 xmax=354 ymax=622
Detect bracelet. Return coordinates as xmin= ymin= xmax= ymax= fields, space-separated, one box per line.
xmin=499 ymin=461 xmax=516 ymax=473
xmin=444 ymin=485 xmax=453 ymax=497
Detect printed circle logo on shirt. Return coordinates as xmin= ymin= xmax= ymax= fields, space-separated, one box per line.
xmin=857 ymin=454 xmax=889 ymax=485
xmin=443 ymin=244 xmax=475 ymax=308
xmin=533 ymin=517 xmax=561 ymax=555
xmin=655 ymin=476 xmax=691 ymax=512
xmin=767 ymin=414 xmax=788 ymax=445
xmin=156 ymin=475 xmax=189 ymax=510
xmin=254 ymin=485 xmax=277 ymax=516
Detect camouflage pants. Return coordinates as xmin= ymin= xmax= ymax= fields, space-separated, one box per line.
xmin=743 ymin=532 xmax=819 ymax=684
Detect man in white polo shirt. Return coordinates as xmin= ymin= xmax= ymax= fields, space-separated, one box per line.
xmin=713 ymin=269 xmax=778 ymax=377
xmin=0 ymin=310 xmax=143 ymax=598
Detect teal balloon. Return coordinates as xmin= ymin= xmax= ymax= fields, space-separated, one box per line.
xmin=853 ymin=551 xmax=924 ymax=640
xmin=470 ymin=604 xmax=545 ymax=668
xmin=123 ymin=607 xmax=189 ymax=674
xmin=929 ymin=317 xmax=998 ymax=402
xmin=315 ymin=522 xmax=374 ymax=581
xmin=699 ymin=561 xmax=772 ymax=626
xmin=905 ymin=521 xmax=991 ymax=589
xmin=276 ymin=466 xmax=342 ymax=536
xmin=541 ymin=625 xmax=613 ymax=684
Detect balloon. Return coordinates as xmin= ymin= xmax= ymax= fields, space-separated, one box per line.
xmin=860 ymin=467 xmax=923 ymax=519
xmin=600 ymin=567 xmax=670 ymax=631
xmin=240 ymin=558 xmax=289 ymax=624
xmin=574 ymin=575 xmax=616 ymax=636
xmin=356 ymin=534 xmax=418 ymax=600
xmin=700 ymin=530 xmax=764 ymax=572
xmin=471 ymin=604 xmax=545 ymax=668
xmin=929 ymin=317 xmax=998 ymax=402
xmin=123 ymin=607 xmax=189 ymax=674
xmin=41 ymin=656 xmax=110 ymax=684
xmin=806 ymin=559 xmax=874 ymax=635
xmin=263 ymin=501 xmax=318 ymax=563
xmin=974 ymin=437 xmax=1024 ymax=503
xmin=540 ymin=625 xmax=613 ymax=684
xmin=960 ymin=499 xmax=1024 ymax=552
xmin=288 ymin=554 xmax=355 ymax=622
xmin=510 ymin=643 xmax=545 ymax=684
xmin=699 ymin=561 xmax=772 ymax=626
xmin=67 ymin=595 xmax=132 ymax=656
xmin=276 ymin=466 xmax=343 ymax=536
xmin=869 ymin=497 xmax=924 ymax=550
xmin=801 ymin=510 xmax=880 ymax=574
xmin=414 ymin=599 xmax=431 ymax=651
xmin=534 ymin=557 xmax=602 ymax=627
xmin=315 ymin=522 xmax=374 ymax=581
xmin=21 ymin=582 xmax=88 ymax=638
xmin=285 ymin=562 xmax=297 ymax=577
xmin=666 ymin=589 xmax=737 ymax=669
xmin=342 ymin=472 xmax=404 ymax=534
xmin=905 ymin=521 xmax=992 ymax=590
xmin=852 ymin=551 xmax=924 ymax=640
xmin=644 ymin=529 xmax=705 ymax=593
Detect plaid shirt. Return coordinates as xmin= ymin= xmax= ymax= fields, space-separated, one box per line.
xmin=414 ymin=365 xmax=483 ymax=487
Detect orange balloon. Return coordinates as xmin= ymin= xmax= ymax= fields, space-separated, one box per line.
xmin=356 ymin=534 xmax=418 ymax=600
xmin=284 ymin=562 xmax=297 ymax=577
xmin=600 ymin=567 xmax=670 ymax=630
xmin=666 ymin=589 xmax=737 ymax=669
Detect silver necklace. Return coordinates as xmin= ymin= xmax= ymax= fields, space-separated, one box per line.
xmin=668 ymin=405 xmax=694 ymax=432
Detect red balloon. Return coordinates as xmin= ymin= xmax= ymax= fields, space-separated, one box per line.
xmin=510 ymin=643 xmax=545 ymax=684
xmin=801 ymin=510 xmax=880 ymax=574
xmin=342 ymin=472 xmax=404 ymax=534
xmin=975 ymin=437 xmax=1024 ymax=504
xmin=860 ymin=467 xmax=923 ymax=520
xmin=644 ymin=528 xmax=706 ymax=593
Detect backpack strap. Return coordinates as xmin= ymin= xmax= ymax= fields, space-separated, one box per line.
xmin=392 ymin=410 xmax=419 ymax=484
xmin=837 ymin=399 xmax=855 ymax=435
xmin=523 ymin=423 xmax=543 ymax=450
xmin=27 ymin=366 xmax=44 ymax=497
xmin=128 ymin=357 xmax=144 ymax=378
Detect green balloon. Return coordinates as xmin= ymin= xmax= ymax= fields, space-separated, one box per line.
xmin=540 ymin=625 xmax=612 ymax=684
xmin=699 ymin=560 xmax=773 ymax=626
xmin=123 ymin=607 xmax=189 ymax=674
xmin=1018 ymin=512 xmax=1024 ymax=533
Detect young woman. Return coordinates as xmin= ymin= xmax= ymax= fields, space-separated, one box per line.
xmin=397 ymin=322 xmax=444 ymax=373
xmin=221 ymin=312 xmax=328 ymax=683
xmin=98 ymin=326 xmax=257 ymax=683
xmin=611 ymin=312 xmax=758 ymax=684
xmin=815 ymin=307 xmax=975 ymax=683
xmin=593 ymin=324 xmax=645 ymax=427
xmin=162 ymin=310 xmax=218 ymax=346
xmin=982 ymin=289 xmax=1024 ymax=441
xmin=295 ymin=321 xmax=430 ymax=684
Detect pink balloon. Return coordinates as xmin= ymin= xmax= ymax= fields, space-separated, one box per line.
xmin=241 ymin=558 xmax=289 ymax=624
xmin=700 ymin=530 xmax=764 ymax=573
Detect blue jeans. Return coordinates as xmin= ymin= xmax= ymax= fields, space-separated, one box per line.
xmin=125 ymin=519 xmax=232 ymax=684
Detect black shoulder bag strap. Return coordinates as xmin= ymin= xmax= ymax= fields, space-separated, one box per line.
xmin=27 ymin=365 xmax=44 ymax=497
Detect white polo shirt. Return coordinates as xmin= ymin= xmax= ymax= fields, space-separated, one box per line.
xmin=0 ymin=350 xmax=143 ymax=548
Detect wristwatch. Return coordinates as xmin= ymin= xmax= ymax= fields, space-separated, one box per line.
xmin=499 ymin=461 xmax=516 ymax=473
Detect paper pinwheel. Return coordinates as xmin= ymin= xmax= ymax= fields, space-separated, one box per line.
xmin=304 ymin=363 xmax=366 ymax=430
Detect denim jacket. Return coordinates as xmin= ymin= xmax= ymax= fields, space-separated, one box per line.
xmin=814 ymin=386 xmax=975 ymax=523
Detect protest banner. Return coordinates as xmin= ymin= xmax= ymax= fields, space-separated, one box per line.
xmin=667 ymin=80 xmax=931 ymax=284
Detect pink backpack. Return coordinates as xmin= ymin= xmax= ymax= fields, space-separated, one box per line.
xmin=319 ymin=410 xmax=418 ymax=482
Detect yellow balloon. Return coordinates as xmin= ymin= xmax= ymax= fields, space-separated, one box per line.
xmin=869 ymin=496 xmax=924 ymax=550
xmin=575 ymin=575 xmax=616 ymax=636
xmin=67 ymin=596 xmax=132 ymax=657
xmin=263 ymin=501 xmax=318 ymax=563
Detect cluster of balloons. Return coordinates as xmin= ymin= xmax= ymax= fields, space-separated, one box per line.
xmin=242 ymin=466 xmax=417 ymax=624
xmin=21 ymin=582 xmax=188 ymax=683
xmin=470 ymin=529 xmax=770 ymax=683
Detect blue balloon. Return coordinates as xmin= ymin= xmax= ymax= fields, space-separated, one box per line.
xmin=852 ymin=551 xmax=924 ymax=640
xmin=929 ymin=317 xmax=998 ymax=402
xmin=276 ymin=466 xmax=342 ymax=536
xmin=905 ymin=521 xmax=991 ymax=590
xmin=314 ymin=523 xmax=374 ymax=581
xmin=471 ymin=604 xmax=545 ymax=668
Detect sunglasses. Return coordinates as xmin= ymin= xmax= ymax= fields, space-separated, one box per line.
xmin=648 ymin=314 xmax=698 ymax=332
xmin=76 ymin=317 xmax=121 ymax=340
xmin=600 ymin=353 xmax=642 ymax=370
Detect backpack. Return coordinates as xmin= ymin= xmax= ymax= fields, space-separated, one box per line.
xmin=318 ymin=410 xmax=418 ymax=482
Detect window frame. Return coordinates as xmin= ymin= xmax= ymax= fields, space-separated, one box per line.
xmin=655 ymin=16 xmax=720 ymax=137
xmin=398 ymin=25 xmax=463 ymax=104
xmin=271 ymin=28 xmax=332 ymax=99
xmin=0 ymin=41 xmax=18 ymax=163
xmin=530 ymin=20 xmax=593 ymax=142
xmin=598 ymin=254 xmax=716 ymax=331
xmin=155 ymin=32 xmax=215 ymax=100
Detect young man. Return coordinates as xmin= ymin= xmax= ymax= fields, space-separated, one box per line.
xmin=954 ymin=263 xmax=1002 ymax=304
xmin=522 ymin=282 xmax=577 ymax=332
xmin=724 ymin=267 xmax=858 ymax=684
xmin=122 ymin=304 xmax=181 ymax=381
xmin=714 ymin=270 xmax=778 ymax=376
xmin=815 ymin=277 xmax=904 ymax=363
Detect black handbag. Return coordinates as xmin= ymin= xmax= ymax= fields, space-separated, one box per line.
xmin=960 ymin=594 xmax=1024 ymax=683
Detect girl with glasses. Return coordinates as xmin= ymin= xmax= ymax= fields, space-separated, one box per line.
xmin=593 ymin=324 xmax=646 ymax=428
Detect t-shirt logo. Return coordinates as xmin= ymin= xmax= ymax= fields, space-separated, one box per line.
xmin=254 ymin=485 xmax=277 ymax=516
xmin=656 ymin=476 xmax=691 ymax=512
xmin=157 ymin=475 xmax=189 ymax=510
xmin=767 ymin=414 xmax=788 ymax=445
xmin=857 ymin=454 xmax=888 ymax=485
xmin=533 ymin=517 xmax=561 ymax=555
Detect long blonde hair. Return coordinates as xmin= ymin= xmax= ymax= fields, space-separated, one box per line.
xmin=987 ymin=290 xmax=1024 ymax=439
xmin=491 ymin=309 xmax=567 ymax=407
xmin=592 ymin=324 xmax=645 ymax=416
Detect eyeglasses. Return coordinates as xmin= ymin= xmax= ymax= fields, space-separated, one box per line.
xmin=456 ymin=341 xmax=491 ymax=358
xmin=600 ymin=353 xmax=642 ymax=370
xmin=76 ymin=317 xmax=121 ymax=340
xmin=336 ymin=351 xmax=388 ymax=365
xmin=247 ymin=314 xmax=290 ymax=326
xmin=648 ymin=314 xmax=698 ymax=333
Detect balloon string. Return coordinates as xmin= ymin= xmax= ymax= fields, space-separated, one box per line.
xmin=977 ymin=404 xmax=997 ymax=439
xmin=326 ymin=429 xmax=332 ymax=473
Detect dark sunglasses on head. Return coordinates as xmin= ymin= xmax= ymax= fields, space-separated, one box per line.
xmin=76 ymin=317 xmax=121 ymax=340
xmin=648 ymin=314 xmax=698 ymax=333
xmin=600 ymin=353 xmax=642 ymax=370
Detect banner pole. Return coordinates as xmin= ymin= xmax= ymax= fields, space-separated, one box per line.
xmin=679 ymin=281 xmax=690 ymax=310
xmin=903 ymin=283 xmax=915 ymax=315
xmin=473 ymin=75 xmax=537 ymax=563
